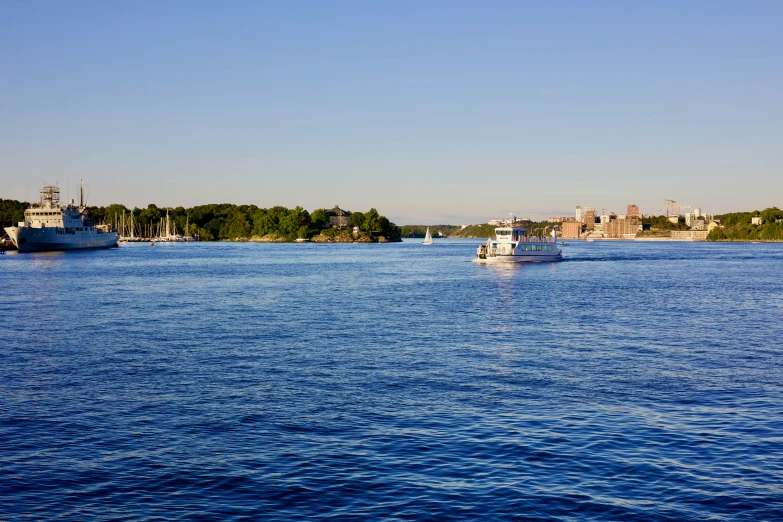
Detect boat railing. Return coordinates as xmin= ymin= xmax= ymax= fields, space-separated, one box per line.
xmin=515 ymin=236 xmax=554 ymax=243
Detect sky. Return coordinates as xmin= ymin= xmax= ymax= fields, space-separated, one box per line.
xmin=1 ymin=1 xmax=781 ymax=224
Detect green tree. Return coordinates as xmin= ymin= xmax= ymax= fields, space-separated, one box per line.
xmin=761 ymin=207 xmax=783 ymax=224
xmin=310 ymin=208 xmax=329 ymax=230
xmin=102 ymin=204 xmax=130 ymax=228
xmin=253 ymin=207 xmax=284 ymax=237
xmin=707 ymin=227 xmax=727 ymax=241
xmin=221 ymin=209 xmax=252 ymax=239
xmin=0 ymin=199 xmax=29 ymax=229
xmin=277 ymin=207 xmax=310 ymax=239
xmin=361 ymin=208 xmax=380 ymax=232
xmin=138 ymin=204 xmax=162 ymax=229
xmin=203 ymin=218 xmax=222 ymax=240
xmin=350 ymin=211 xmax=364 ymax=230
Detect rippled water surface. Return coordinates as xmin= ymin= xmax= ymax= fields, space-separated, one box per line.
xmin=2 ymin=240 xmax=783 ymax=520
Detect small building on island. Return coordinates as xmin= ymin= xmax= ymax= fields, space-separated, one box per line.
xmin=328 ymin=206 xmax=352 ymax=228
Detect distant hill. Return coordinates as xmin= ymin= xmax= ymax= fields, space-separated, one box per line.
xmin=709 ymin=208 xmax=783 ymax=241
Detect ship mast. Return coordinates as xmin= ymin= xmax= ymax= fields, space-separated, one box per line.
xmin=79 ymin=178 xmax=84 ymax=208
xmin=39 ymin=183 xmax=61 ymax=209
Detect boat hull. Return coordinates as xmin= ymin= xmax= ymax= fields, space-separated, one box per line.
xmin=475 ymin=253 xmax=562 ymax=263
xmin=5 ymin=226 xmax=119 ymax=252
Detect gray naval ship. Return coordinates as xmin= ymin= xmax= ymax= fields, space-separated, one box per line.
xmin=4 ymin=181 xmax=119 ymax=252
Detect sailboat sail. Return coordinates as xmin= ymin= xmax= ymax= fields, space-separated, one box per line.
xmin=423 ymin=227 xmax=434 ymax=245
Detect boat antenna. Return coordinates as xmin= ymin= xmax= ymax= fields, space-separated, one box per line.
xmin=79 ymin=178 xmax=84 ymax=207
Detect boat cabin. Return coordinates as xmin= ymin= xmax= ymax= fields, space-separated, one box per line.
xmin=485 ymin=226 xmax=557 ymax=253
xmin=494 ymin=227 xmax=525 ymax=243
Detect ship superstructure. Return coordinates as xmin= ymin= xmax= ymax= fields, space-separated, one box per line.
xmin=4 ymin=180 xmax=119 ymax=252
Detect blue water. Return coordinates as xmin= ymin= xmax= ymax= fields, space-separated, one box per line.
xmin=2 ymin=240 xmax=782 ymax=520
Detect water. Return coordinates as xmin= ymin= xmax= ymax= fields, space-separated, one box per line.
xmin=2 ymin=240 xmax=782 ymax=520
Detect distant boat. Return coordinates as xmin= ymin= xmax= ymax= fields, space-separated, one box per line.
xmin=422 ymin=227 xmax=434 ymax=245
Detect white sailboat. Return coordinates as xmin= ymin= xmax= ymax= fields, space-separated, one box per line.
xmin=422 ymin=227 xmax=434 ymax=245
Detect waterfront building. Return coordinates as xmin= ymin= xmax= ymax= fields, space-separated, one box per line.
xmin=752 ymin=217 xmax=763 ymax=225
xmin=692 ymin=219 xmax=707 ymax=231
xmin=606 ymin=216 xmax=642 ymax=239
xmin=670 ymin=230 xmax=708 ymax=241
xmin=575 ymin=206 xmax=583 ymax=221
xmin=583 ymin=207 xmax=596 ymax=229
xmin=627 ymin=204 xmax=640 ymax=218
xmin=328 ymin=206 xmax=352 ymax=228
xmin=561 ymin=221 xmax=584 ymax=239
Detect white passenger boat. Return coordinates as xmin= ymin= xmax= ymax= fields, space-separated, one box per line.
xmin=476 ymin=223 xmax=562 ymax=263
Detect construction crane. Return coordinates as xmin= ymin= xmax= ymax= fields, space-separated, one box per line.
xmin=664 ymin=199 xmax=679 ymax=217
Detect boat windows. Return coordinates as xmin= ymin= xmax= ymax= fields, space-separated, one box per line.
xmin=517 ymin=244 xmax=554 ymax=252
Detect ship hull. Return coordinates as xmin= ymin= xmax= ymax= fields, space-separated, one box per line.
xmin=475 ymin=253 xmax=562 ymax=263
xmin=4 ymin=226 xmax=119 ymax=252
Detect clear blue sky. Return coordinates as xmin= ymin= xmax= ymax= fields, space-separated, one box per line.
xmin=1 ymin=1 xmax=781 ymax=224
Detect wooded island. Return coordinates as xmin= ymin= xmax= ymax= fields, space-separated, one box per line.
xmin=0 ymin=200 xmax=401 ymax=243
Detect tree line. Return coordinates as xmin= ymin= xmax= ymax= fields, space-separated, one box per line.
xmin=0 ymin=199 xmax=401 ymax=242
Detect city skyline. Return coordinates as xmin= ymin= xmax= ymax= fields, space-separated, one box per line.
xmin=2 ymin=1 xmax=781 ymax=225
